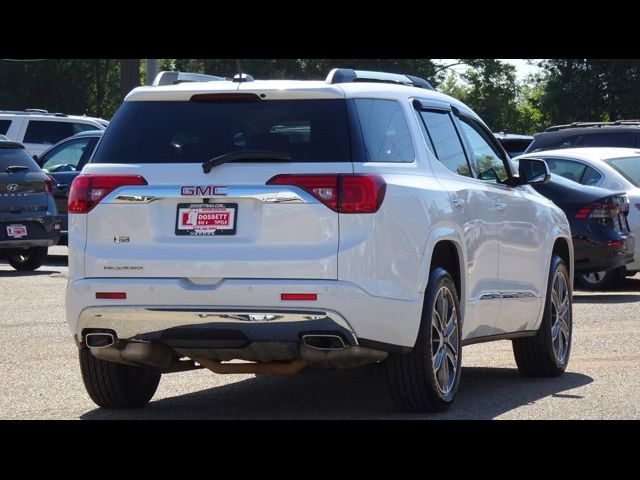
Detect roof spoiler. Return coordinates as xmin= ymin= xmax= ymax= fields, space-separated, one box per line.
xmin=325 ymin=68 xmax=434 ymax=90
xmin=152 ymin=71 xmax=226 ymax=86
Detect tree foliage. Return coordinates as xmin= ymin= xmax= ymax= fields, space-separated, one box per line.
xmin=2 ymin=59 xmax=640 ymax=135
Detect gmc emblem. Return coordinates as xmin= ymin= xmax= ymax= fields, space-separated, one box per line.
xmin=181 ymin=185 xmax=227 ymax=196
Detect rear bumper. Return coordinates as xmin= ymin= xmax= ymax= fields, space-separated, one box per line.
xmin=0 ymin=215 xmax=61 ymax=249
xmin=66 ymin=278 xmax=423 ymax=350
xmin=573 ymin=234 xmax=635 ymax=274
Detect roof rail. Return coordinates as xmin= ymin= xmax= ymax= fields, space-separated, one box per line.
xmin=152 ymin=71 xmax=226 ymax=87
xmin=24 ymin=108 xmax=48 ymax=113
xmin=326 ymin=68 xmax=434 ymax=90
xmin=545 ymin=120 xmax=640 ymax=132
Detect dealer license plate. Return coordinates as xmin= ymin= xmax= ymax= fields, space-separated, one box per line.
xmin=175 ymin=203 xmax=237 ymax=236
xmin=6 ymin=224 xmax=27 ymax=238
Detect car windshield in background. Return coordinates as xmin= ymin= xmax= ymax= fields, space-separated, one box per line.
xmin=605 ymin=156 xmax=640 ymax=187
xmin=92 ymin=99 xmax=351 ymax=164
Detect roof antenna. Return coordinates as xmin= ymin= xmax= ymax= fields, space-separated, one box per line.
xmin=236 ymin=59 xmax=243 ymax=83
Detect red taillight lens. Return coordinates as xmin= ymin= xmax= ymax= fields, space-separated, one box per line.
xmin=68 ymin=175 xmax=147 ymax=213
xmin=268 ymin=174 xmax=338 ymax=210
xmin=44 ymin=176 xmax=52 ymax=195
xmin=339 ymin=175 xmax=386 ymax=213
xmin=267 ymin=174 xmax=385 ymax=213
xmin=575 ymin=203 xmax=621 ymax=219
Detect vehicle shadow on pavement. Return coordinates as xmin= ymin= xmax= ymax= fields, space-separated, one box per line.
xmin=79 ymin=364 xmax=593 ymax=420
xmin=0 ymin=269 xmax=62 ymax=277
xmin=44 ymin=255 xmax=68 ymax=267
xmin=573 ymin=294 xmax=640 ymax=304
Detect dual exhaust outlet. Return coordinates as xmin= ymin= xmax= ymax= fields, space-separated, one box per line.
xmin=85 ymin=332 xmax=347 ymax=352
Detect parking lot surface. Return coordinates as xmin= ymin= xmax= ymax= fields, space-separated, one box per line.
xmin=1 ymin=246 xmax=639 ymax=419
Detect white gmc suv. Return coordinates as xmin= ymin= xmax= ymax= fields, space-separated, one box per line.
xmin=66 ymin=69 xmax=574 ymax=413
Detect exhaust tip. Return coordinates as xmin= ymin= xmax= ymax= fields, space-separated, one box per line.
xmin=302 ymin=334 xmax=346 ymax=351
xmin=85 ymin=332 xmax=115 ymax=349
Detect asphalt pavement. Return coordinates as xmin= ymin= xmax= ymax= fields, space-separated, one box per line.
xmin=1 ymin=245 xmax=638 ymax=419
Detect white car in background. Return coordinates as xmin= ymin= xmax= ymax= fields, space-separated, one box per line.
xmin=516 ymin=147 xmax=640 ymax=288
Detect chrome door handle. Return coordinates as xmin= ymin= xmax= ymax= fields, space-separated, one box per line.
xmin=495 ymin=202 xmax=507 ymax=212
xmin=452 ymin=199 xmax=465 ymax=209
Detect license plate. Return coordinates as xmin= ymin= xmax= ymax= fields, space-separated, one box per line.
xmin=6 ymin=224 xmax=27 ymax=238
xmin=175 ymin=203 xmax=237 ymax=236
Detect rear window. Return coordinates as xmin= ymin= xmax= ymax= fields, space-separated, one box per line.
xmin=92 ymin=99 xmax=352 ymax=164
xmin=606 ymin=156 xmax=640 ymax=187
xmin=0 ymin=146 xmax=40 ymax=172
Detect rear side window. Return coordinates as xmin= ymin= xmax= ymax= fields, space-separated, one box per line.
xmin=0 ymin=147 xmax=40 ymax=172
xmin=23 ymin=121 xmax=76 ymax=145
xmin=0 ymin=119 xmax=11 ymax=135
xmin=419 ymin=110 xmax=471 ymax=177
xmin=543 ymin=157 xmax=587 ymax=183
xmin=580 ymin=132 xmax=633 ymax=147
xmin=93 ymin=99 xmax=351 ymax=164
xmin=353 ymin=99 xmax=415 ymax=162
xmin=606 ymin=156 xmax=640 ymax=187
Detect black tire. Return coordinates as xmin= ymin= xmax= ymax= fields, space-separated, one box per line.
xmin=575 ymin=268 xmax=621 ymax=290
xmin=513 ymin=254 xmax=572 ymax=377
xmin=6 ymin=246 xmax=48 ymax=271
xmin=386 ymin=267 xmax=462 ymax=413
xmin=79 ymin=348 xmax=161 ymax=409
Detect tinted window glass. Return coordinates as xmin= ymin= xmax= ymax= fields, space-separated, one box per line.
xmin=0 ymin=119 xmax=11 ymax=135
xmin=544 ymin=157 xmax=587 ymax=183
xmin=419 ymin=110 xmax=470 ymax=177
xmin=354 ymin=99 xmax=415 ymax=162
xmin=72 ymin=123 xmax=99 ymax=134
xmin=93 ymin=100 xmax=351 ymax=164
xmin=458 ymin=118 xmax=508 ymax=182
xmin=581 ymin=166 xmax=602 ymax=186
xmin=23 ymin=121 xmax=76 ymax=145
xmin=0 ymin=147 xmax=40 ymax=171
xmin=606 ymin=156 xmax=640 ymax=187
xmin=41 ymin=137 xmax=93 ymax=173
xmin=580 ymin=132 xmax=633 ymax=147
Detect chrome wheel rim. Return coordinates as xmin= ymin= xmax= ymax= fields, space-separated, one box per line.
xmin=581 ymin=271 xmax=607 ymax=285
xmin=550 ymin=270 xmax=571 ymax=364
xmin=432 ymin=286 xmax=459 ymax=396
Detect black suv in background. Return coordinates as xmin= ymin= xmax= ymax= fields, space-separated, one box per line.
xmin=525 ymin=121 xmax=640 ymax=153
xmin=0 ymin=139 xmax=60 ymax=271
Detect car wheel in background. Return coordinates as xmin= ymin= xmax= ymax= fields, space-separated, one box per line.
xmin=576 ymin=268 xmax=622 ymax=290
xmin=6 ymin=246 xmax=48 ymax=271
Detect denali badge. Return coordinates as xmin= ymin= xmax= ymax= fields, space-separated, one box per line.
xmin=181 ymin=185 xmax=227 ymax=196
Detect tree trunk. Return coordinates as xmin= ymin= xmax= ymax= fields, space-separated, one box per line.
xmin=120 ymin=59 xmax=140 ymax=100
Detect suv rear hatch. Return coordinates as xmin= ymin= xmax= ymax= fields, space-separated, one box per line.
xmin=78 ymin=92 xmax=356 ymax=280
xmin=1 ymin=142 xmax=50 ymax=210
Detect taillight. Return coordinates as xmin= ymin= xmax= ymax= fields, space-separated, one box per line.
xmin=44 ymin=176 xmax=52 ymax=195
xmin=68 ymin=175 xmax=147 ymax=213
xmin=267 ymin=174 xmax=386 ymax=213
xmin=575 ymin=202 xmax=621 ymax=219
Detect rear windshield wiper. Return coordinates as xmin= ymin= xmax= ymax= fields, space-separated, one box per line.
xmin=202 ymin=150 xmax=292 ymax=174
xmin=5 ymin=165 xmax=30 ymax=173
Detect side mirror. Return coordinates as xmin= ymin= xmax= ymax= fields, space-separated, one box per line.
xmin=516 ymin=158 xmax=550 ymax=186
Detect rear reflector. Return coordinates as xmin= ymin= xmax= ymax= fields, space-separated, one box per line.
xmin=68 ymin=175 xmax=147 ymax=214
xmin=267 ymin=174 xmax=385 ymax=213
xmin=281 ymin=293 xmax=317 ymax=301
xmin=44 ymin=176 xmax=52 ymax=195
xmin=95 ymin=292 xmax=127 ymax=299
